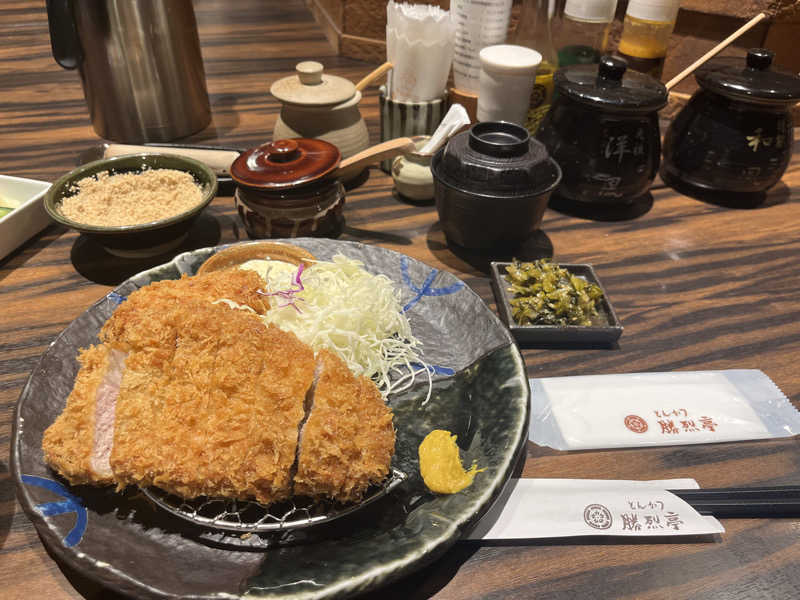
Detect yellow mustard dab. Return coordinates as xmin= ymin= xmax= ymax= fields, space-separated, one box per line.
xmin=418 ymin=430 xmax=485 ymax=494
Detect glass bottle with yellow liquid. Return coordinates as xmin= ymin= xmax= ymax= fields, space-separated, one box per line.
xmin=513 ymin=0 xmax=558 ymax=133
xmin=617 ymin=0 xmax=681 ymax=80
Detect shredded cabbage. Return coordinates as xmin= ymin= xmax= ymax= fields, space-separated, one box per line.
xmin=240 ymin=255 xmax=429 ymax=398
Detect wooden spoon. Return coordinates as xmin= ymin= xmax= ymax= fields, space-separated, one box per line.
xmin=336 ymin=136 xmax=416 ymax=174
xmin=329 ymin=135 xmax=417 ymax=184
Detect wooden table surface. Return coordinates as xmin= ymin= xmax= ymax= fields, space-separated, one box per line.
xmin=2 ymin=2 xmax=799 ymax=599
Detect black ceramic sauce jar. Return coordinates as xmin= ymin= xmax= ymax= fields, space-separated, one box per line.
xmin=537 ymin=56 xmax=667 ymax=205
xmin=662 ymin=49 xmax=800 ymax=200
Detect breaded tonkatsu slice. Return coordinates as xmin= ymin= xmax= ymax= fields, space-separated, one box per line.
xmin=294 ymin=349 xmax=395 ymax=503
xmin=42 ymin=344 xmax=126 ymax=486
xmin=110 ymin=299 xmax=315 ymax=504
xmin=101 ymin=268 xmax=269 ymax=350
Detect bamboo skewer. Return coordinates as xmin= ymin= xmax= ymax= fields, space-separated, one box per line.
xmin=665 ymin=12 xmax=768 ymax=91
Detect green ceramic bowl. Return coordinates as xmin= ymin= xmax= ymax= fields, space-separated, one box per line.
xmin=45 ymin=153 xmax=217 ymax=258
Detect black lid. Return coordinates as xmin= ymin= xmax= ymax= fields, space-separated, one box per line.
xmin=432 ymin=122 xmax=561 ymax=197
xmin=695 ymin=48 xmax=800 ymax=104
xmin=554 ymin=55 xmax=668 ymax=113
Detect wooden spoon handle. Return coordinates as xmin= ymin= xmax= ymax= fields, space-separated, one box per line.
xmin=338 ymin=137 xmax=416 ymax=173
xmin=354 ymin=61 xmax=393 ymax=92
xmin=103 ymin=144 xmax=241 ymax=176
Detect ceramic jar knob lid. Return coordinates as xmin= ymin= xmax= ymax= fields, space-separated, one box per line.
xmin=270 ymin=61 xmax=356 ymax=106
xmin=554 ymin=55 xmax=668 ymax=113
xmin=597 ymin=55 xmax=627 ymax=83
xmin=296 ymin=61 xmax=324 ymax=85
xmin=230 ymin=138 xmax=341 ymax=190
xmin=695 ymin=48 xmax=800 ymax=104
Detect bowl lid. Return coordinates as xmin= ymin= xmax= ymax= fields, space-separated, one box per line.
xmin=555 ymin=56 xmax=668 ymax=113
xmin=695 ymin=48 xmax=800 ymax=104
xmin=230 ymin=138 xmax=341 ymax=190
xmin=433 ymin=122 xmax=561 ymax=197
xmin=270 ymin=61 xmax=356 ymax=106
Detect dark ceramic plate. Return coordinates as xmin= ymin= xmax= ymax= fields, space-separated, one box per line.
xmin=490 ymin=261 xmax=623 ymax=347
xmin=12 ymin=239 xmax=529 ymax=600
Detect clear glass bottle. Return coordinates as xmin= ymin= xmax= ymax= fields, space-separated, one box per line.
xmin=554 ymin=0 xmax=617 ymax=67
xmin=512 ymin=0 xmax=558 ymax=133
xmin=616 ymin=0 xmax=681 ymax=79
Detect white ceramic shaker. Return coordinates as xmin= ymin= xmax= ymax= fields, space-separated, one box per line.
xmin=477 ymin=44 xmax=542 ymax=126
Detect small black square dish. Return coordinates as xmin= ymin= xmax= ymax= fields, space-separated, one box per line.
xmin=489 ymin=261 xmax=623 ymax=347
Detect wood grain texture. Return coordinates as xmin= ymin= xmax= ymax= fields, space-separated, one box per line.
xmin=1 ymin=1 xmax=799 ymax=600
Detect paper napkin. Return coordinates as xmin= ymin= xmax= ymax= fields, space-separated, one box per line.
xmin=467 ymin=478 xmax=724 ymax=540
xmin=530 ymin=370 xmax=800 ymax=451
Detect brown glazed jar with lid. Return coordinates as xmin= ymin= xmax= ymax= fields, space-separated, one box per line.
xmin=661 ymin=48 xmax=800 ymax=202
xmin=230 ymin=138 xmax=345 ymax=239
xmin=536 ymin=55 xmax=667 ymax=206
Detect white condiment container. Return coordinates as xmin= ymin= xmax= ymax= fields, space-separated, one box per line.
xmin=477 ymin=45 xmax=542 ymax=125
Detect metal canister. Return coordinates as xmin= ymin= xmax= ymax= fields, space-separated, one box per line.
xmin=46 ymin=0 xmax=211 ymax=143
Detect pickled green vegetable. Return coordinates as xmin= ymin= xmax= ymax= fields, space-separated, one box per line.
xmin=504 ymin=259 xmax=604 ymax=326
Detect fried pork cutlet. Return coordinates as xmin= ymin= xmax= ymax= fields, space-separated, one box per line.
xmin=100 ymin=267 xmax=269 ymax=349
xmin=294 ymin=349 xmax=395 ymax=503
xmin=110 ymin=299 xmax=315 ymax=504
xmin=43 ymin=268 xmax=270 ymax=489
xmin=42 ymin=344 xmax=125 ymax=486
xmin=42 ymin=268 xmax=396 ymax=506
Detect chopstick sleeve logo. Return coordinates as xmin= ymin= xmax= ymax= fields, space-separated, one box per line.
xmin=624 ymin=415 xmax=648 ymax=434
xmin=583 ymin=504 xmax=613 ymax=530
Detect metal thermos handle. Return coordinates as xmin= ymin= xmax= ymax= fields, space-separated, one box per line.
xmin=45 ymin=0 xmax=81 ymax=70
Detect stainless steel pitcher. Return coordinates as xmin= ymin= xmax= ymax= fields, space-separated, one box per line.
xmin=46 ymin=0 xmax=212 ymax=143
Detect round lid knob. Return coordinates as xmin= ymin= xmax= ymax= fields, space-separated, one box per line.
xmin=746 ymin=48 xmax=773 ymax=71
xmin=264 ymin=139 xmax=300 ymax=163
xmin=296 ymin=61 xmax=324 ymax=85
xmin=597 ymin=56 xmax=627 ymax=83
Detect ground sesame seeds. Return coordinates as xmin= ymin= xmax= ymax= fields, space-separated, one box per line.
xmin=59 ymin=169 xmax=204 ymax=227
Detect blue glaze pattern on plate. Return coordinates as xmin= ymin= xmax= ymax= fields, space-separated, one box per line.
xmin=11 ymin=239 xmax=529 ymax=599
xmin=399 ymin=255 xmax=465 ymax=313
xmin=21 ymin=475 xmax=88 ymax=547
